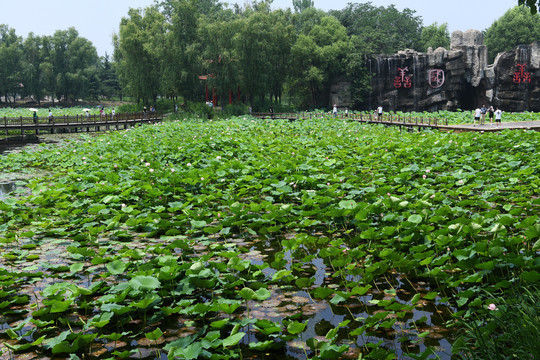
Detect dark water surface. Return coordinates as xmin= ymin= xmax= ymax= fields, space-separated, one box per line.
xmin=0 ymin=135 xmax=47 ymax=155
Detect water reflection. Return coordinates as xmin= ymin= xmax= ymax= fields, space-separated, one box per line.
xmin=0 ymin=182 xmax=16 ymax=199
xmin=246 ymin=235 xmax=457 ymax=360
xmin=0 ymin=135 xmax=48 ymax=155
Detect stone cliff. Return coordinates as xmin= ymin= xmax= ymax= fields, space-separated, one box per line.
xmin=364 ymin=29 xmax=540 ymax=112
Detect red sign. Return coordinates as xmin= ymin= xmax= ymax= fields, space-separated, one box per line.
xmin=513 ymin=63 xmax=531 ymax=84
xmin=394 ymin=67 xmax=412 ymax=88
xmin=428 ymin=69 xmax=445 ymax=88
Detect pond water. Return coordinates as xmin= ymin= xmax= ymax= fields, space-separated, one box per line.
xmin=1 ymin=233 xmax=459 ymax=360
xmin=0 ymin=135 xmax=45 ymax=155
xmin=0 ymin=181 xmax=16 ymax=199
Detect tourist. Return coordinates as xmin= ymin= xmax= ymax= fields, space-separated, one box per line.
xmin=33 ymin=111 xmax=37 ymax=124
xmin=86 ymin=110 xmax=90 ymax=120
xmin=333 ymin=104 xmax=338 ymax=117
xmin=473 ymin=107 xmax=481 ymax=126
xmin=100 ymin=107 xmax=104 ymax=118
xmin=111 ymin=109 xmax=115 ymax=119
xmin=488 ymin=106 xmax=494 ymax=124
xmin=48 ymin=109 xmax=53 ymax=123
xmin=480 ymin=105 xmax=488 ymax=125
xmin=345 ymin=107 xmax=349 ymax=117
xmin=494 ymin=108 xmax=502 ymax=126
xmin=377 ymin=105 xmax=383 ymax=121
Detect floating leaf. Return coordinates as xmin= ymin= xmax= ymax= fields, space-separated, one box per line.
xmin=223 ymin=332 xmax=245 ymax=347
xmin=129 ymin=276 xmax=161 ymax=291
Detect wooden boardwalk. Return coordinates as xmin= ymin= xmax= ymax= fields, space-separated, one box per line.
xmin=252 ymin=112 xmax=540 ymax=132
xmin=1 ymin=112 xmax=162 ymax=137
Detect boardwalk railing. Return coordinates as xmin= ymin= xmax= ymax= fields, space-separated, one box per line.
xmin=252 ymin=112 xmax=448 ymax=129
xmin=1 ymin=112 xmax=162 ymax=137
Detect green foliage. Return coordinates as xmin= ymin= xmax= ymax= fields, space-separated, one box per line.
xmin=518 ymin=0 xmax=540 ymax=14
xmin=454 ymin=286 xmax=540 ymax=359
xmin=420 ymin=22 xmax=450 ymax=51
xmin=185 ymin=101 xmax=214 ymax=118
xmin=223 ymin=103 xmax=249 ymax=116
xmin=290 ymin=11 xmax=349 ymax=108
xmin=116 ymin=6 xmax=165 ymax=105
xmin=0 ymin=25 xmax=23 ymax=103
xmin=330 ymin=3 xmax=423 ymax=54
xmin=485 ymin=5 xmax=540 ymax=62
xmin=293 ymin=0 xmax=314 ymax=13
xmin=1 ymin=106 xmax=540 ymax=358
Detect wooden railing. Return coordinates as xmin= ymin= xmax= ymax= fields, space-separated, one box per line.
xmin=1 ymin=112 xmax=162 ymax=137
xmin=251 ymin=112 xmax=448 ymax=127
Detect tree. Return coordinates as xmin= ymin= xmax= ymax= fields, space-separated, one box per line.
xmin=289 ymin=11 xmax=349 ymax=108
xmin=233 ymin=7 xmax=295 ymax=107
xmin=292 ymin=0 xmax=313 ymax=13
xmin=160 ymin=0 xmax=209 ymax=103
xmin=198 ymin=15 xmax=240 ymax=107
xmin=98 ymin=54 xmax=120 ymax=100
xmin=519 ymin=0 xmax=540 ymax=13
xmin=485 ymin=5 xmax=540 ymax=62
xmin=48 ymin=28 xmax=99 ymax=103
xmin=0 ymin=25 xmax=23 ymax=103
xmin=116 ymin=6 xmax=165 ymax=105
xmin=21 ymin=33 xmax=46 ymax=104
xmin=420 ymin=22 xmax=450 ymax=52
xmin=330 ymin=3 xmax=423 ymax=54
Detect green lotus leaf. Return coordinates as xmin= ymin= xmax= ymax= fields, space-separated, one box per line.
xmin=408 ymin=214 xmax=422 ymax=224
xmin=129 ymin=275 xmax=161 ymax=291
xmin=107 ymin=259 xmax=128 ymax=274
xmin=223 ymin=332 xmax=245 ymax=347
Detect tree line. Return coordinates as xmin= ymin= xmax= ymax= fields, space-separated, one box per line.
xmin=2 ymin=1 xmax=539 ymax=111
xmin=0 ymin=26 xmax=120 ymax=105
xmin=114 ymin=0 xmax=453 ymax=110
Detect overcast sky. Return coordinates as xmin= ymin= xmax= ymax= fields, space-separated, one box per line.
xmin=0 ymin=0 xmax=516 ymax=57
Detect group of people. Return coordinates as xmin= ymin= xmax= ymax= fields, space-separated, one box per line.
xmin=85 ymin=108 xmax=115 ymax=119
xmin=332 ymin=104 xmax=349 ymax=117
xmin=473 ymin=105 xmax=502 ymax=126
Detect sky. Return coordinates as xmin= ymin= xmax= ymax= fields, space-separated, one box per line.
xmin=0 ymin=0 xmax=516 ymax=57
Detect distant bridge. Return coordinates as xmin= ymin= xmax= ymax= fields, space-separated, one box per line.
xmin=1 ymin=112 xmax=162 ymax=137
xmin=252 ymin=112 xmax=540 ymax=132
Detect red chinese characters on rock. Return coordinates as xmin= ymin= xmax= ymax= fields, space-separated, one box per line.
xmin=428 ymin=69 xmax=445 ymax=88
xmin=513 ymin=63 xmax=531 ymax=84
xmin=394 ymin=67 xmax=412 ymax=88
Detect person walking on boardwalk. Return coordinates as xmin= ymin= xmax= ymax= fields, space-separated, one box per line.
xmin=48 ymin=109 xmax=53 ymax=123
xmin=494 ymin=108 xmax=502 ymax=126
xmin=333 ymin=104 xmax=338 ymax=117
xmin=33 ymin=111 xmax=38 ymax=124
xmin=488 ymin=106 xmax=494 ymax=124
xmin=377 ymin=105 xmax=383 ymax=121
xmin=473 ymin=107 xmax=481 ymax=126
xmin=480 ymin=105 xmax=487 ymax=125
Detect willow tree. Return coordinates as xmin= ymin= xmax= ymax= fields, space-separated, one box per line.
xmin=0 ymin=25 xmax=23 ymax=103
xmin=289 ymin=9 xmax=349 ymax=108
xmin=116 ymin=6 xmax=165 ymax=105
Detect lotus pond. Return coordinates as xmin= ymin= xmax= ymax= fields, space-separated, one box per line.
xmin=0 ymin=116 xmax=539 ymax=360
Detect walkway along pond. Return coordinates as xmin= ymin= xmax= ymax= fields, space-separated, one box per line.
xmin=253 ymin=112 xmax=540 ymax=132
xmin=1 ymin=111 xmax=162 ymax=137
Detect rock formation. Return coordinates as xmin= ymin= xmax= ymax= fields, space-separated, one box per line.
xmin=367 ymin=29 xmax=540 ymax=112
